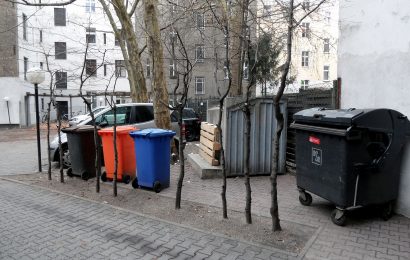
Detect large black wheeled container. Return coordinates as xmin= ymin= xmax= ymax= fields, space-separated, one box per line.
xmin=291 ymin=108 xmax=410 ymax=226
xmin=62 ymin=125 xmax=101 ymax=180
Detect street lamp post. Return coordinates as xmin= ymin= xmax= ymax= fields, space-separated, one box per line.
xmin=27 ymin=67 xmax=45 ymax=173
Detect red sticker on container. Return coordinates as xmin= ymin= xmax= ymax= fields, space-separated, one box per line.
xmin=309 ymin=136 xmax=320 ymax=145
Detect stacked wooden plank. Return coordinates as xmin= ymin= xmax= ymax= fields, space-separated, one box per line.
xmin=199 ymin=122 xmax=221 ymax=166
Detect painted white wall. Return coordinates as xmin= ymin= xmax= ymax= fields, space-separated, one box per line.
xmin=338 ymin=0 xmax=410 ymax=217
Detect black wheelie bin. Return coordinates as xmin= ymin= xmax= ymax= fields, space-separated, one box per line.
xmin=291 ymin=108 xmax=410 ymax=226
xmin=62 ymin=125 xmax=101 ymax=180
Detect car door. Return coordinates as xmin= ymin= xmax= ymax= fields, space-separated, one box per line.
xmin=90 ymin=106 xmax=132 ymax=127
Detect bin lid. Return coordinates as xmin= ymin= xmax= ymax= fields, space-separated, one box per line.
xmin=62 ymin=125 xmax=99 ymax=133
xmin=98 ymin=125 xmax=137 ymax=135
xmin=129 ymin=128 xmax=176 ymax=138
xmin=293 ymin=107 xmax=409 ymax=133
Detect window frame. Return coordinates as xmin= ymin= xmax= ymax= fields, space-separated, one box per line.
xmin=55 ymin=42 xmax=67 ymax=60
xmin=301 ymin=51 xmax=309 ymax=67
xmin=323 ymin=65 xmax=330 ymax=81
xmin=301 ymin=22 xmax=310 ymax=38
xmin=169 ymin=60 xmax=177 ymax=79
xmin=22 ymin=13 xmax=27 ymax=41
xmin=24 ymin=57 xmax=28 ymax=80
xmin=146 ymin=60 xmax=151 ymax=78
xmin=55 ymin=71 xmax=68 ymax=89
xmin=301 ymin=80 xmax=309 ymax=90
xmin=195 ymin=44 xmax=205 ymax=62
xmin=86 ymin=27 xmax=96 ymax=44
xmin=54 ymin=8 xmax=66 ymax=26
xmin=324 ymin=38 xmax=330 ymax=53
xmin=86 ymin=59 xmax=97 ymax=77
xmin=195 ymin=77 xmax=205 ymax=95
xmin=196 ymin=13 xmax=205 ymax=30
xmin=115 ymin=60 xmax=126 ymax=78
xmin=85 ymin=0 xmax=96 ymax=13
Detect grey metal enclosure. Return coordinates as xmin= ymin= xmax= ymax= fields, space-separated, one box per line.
xmin=226 ymin=98 xmax=287 ymax=176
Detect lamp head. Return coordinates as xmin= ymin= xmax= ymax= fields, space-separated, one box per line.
xmin=26 ymin=67 xmax=45 ymax=84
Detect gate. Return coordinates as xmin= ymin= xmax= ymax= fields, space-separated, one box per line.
xmin=226 ymin=98 xmax=287 ymax=176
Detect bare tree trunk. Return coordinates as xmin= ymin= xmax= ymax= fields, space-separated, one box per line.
xmin=143 ymin=0 xmax=171 ymax=130
xmin=57 ymin=109 xmax=64 ymax=183
xmin=175 ymin=107 xmax=184 ymax=209
xmin=270 ymin=0 xmax=295 ymax=232
xmin=113 ymin=105 xmax=118 ymax=197
xmin=217 ymin=104 xmax=228 ymax=219
xmin=229 ymin=0 xmax=245 ymax=96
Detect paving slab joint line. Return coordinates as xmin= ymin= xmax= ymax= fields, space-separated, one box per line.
xmin=0 ymin=177 xmax=298 ymax=258
xmin=296 ymin=226 xmax=324 ymax=260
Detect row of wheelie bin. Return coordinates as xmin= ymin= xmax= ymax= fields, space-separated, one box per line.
xmin=62 ymin=125 xmax=175 ymax=193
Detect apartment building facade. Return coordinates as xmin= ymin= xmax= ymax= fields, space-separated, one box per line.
xmin=256 ymin=0 xmax=339 ymax=95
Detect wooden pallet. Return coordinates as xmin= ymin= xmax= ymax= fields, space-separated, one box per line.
xmin=199 ymin=122 xmax=221 ymax=166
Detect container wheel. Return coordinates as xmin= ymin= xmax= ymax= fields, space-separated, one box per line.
xmin=66 ymin=168 xmax=73 ymax=177
xmin=153 ymin=181 xmax=162 ymax=193
xmin=381 ymin=202 xmax=394 ymax=221
xmin=81 ymin=171 xmax=89 ymax=181
xmin=331 ymin=209 xmax=347 ymax=226
xmin=101 ymin=171 xmax=107 ymax=182
xmin=132 ymin=178 xmax=139 ymax=189
xmin=299 ymin=192 xmax=312 ymax=206
xmin=123 ymin=175 xmax=131 ymax=184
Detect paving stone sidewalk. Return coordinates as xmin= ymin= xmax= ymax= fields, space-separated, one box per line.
xmin=0 ymin=180 xmax=295 ymax=260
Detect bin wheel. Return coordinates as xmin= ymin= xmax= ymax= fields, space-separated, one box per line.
xmin=299 ymin=192 xmax=312 ymax=206
xmin=132 ymin=178 xmax=139 ymax=189
xmin=381 ymin=202 xmax=394 ymax=221
xmin=123 ymin=175 xmax=131 ymax=184
xmin=153 ymin=181 xmax=162 ymax=193
xmin=331 ymin=209 xmax=347 ymax=226
xmin=101 ymin=171 xmax=107 ymax=182
xmin=81 ymin=171 xmax=89 ymax=181
xmin=66 ymin=168 xmax=74 ymax=177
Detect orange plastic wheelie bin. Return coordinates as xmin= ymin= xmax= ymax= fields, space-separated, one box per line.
xmin=98 ymin=126 xmax=137 ymax=184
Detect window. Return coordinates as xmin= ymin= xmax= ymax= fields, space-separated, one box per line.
xmin=41 ymin=98 xmax=44 ymax=110
xmin=135 ymin=106 xmax=154 ymax=123
xmin=91 ymin=106 xmax=132 ymax=126
xmin=22 ymin=13 xmax=27 ymax=40
xmin=195 ymin=77 xmax=205 ymax=94
xmin=103 ymin=64 xmax=107 ymax=76
xmin=55 ymin=71 xmax=67 ymax=89
xmin=301 ymin=22 xmax=310 ymax=38
xmin=169 ymin=61 xmax=176 ymax=79
xmin=196 ymin=13 xmax=204 ymax=30
xmin=146 ymin=60 xmax=150 ymax=78
xmin=223 ymin=61 xmax=229 ymax=79
xmin=243 ymin=61 xmax=249 ymax=80
xmin=24 ymin=57 xmax=28 ymax=80
xmin=86 ymin=59 xmax=97 ymax=77
xmin=103 ymin=33 xmax=106 ymax=44
xmin=325 ymin=11 xmax=331 ymax=24
xmin=39 ymin=30 xmax=43 ymax=43
xmin=55 ymin=42 xmax=67 ymax=59
xmin=115 ymin=30 xmax=122 ymax=46
xmin=86 ymin=27 xmax=96 ymax=44
xmin=170 ymin=0 xmax=178 ymax=15
xmin=39 ymin=62 xmax=43 ymax=69
xmin=323 ymin=65 xmax=330 ymax=81
xmin=301 ymin=80 xmax=309 ymax=90
xmin=115 ymin=60 xmax=126 ymax=77
xmin=85 ymin=0 xmax=96 ymax=13
xmin=324 ymin=38 xmax=330 ymax=53
xmin=301 ymin=51 xmax=309 ymax=67
xmin=263 ymin=5 xmax=272 ymax=16
xmin=302 ymin=0 xmax=310 ymax=11
xmin=54 ymin=8 xmax=66 ymax=26
xmin=195 ymin=45 xmax=204 ymax=62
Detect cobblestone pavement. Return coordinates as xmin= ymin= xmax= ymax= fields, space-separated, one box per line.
xmin=158 ymin=145 xmax=410 ymax=260
xmin=0 ymin=180 xmax=295 ymax=260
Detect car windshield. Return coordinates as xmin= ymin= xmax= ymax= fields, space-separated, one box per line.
xmin=87 ymin=107 xmax=105 ymax=116
xmin=182 ymin=109 xmax=197 ymax=119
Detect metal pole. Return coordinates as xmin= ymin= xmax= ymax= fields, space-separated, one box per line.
xmin=6 ymin=101 xmax=11 ymax=124
xmin=34 ymin=83 xmax=42 ymax=172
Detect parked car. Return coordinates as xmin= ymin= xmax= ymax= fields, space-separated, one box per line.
xmin=50 ymin=103 xmax=183 ymax=168
xmin=171 ymin=108 xmax=201 ymax=142
xmin=68 ymin=106 xmax=107 ymax=126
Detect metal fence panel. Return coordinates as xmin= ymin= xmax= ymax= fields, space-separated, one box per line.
xmin=226 ymin=98 xmax=287 ymax=176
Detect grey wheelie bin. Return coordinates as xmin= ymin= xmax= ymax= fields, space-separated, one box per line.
xmin=291 ymin=108 xmax=410 ymax=226
xmin=62 ymin=125 xmax=101 ymax=180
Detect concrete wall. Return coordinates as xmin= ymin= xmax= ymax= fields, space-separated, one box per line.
xmin=338 ymin=0 xmax=410 ymax=217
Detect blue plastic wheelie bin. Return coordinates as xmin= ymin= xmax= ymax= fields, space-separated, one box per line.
xmin=129 ymin=128 xmax=176 ymax=193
